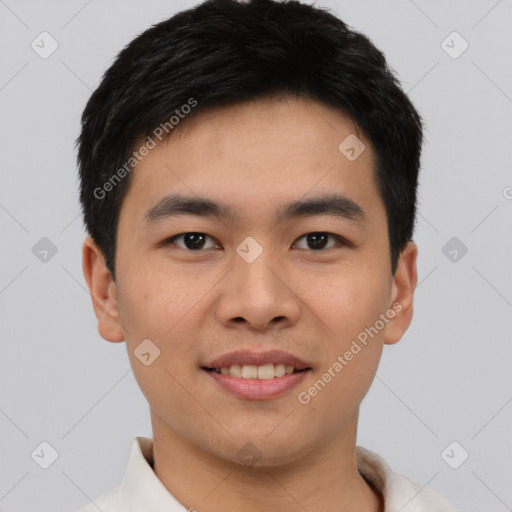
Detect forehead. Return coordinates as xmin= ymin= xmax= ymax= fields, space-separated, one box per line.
xmin=119 ymin=96 xmax=380 ymax=225
xmin=167 ymin=96 xmax=368 ymax=167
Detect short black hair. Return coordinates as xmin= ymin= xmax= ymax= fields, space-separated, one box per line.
xmin=77 ymin=0 xmax=423 ymax=281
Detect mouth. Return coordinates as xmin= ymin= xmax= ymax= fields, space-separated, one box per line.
xmin=201 ymin=350 xmax=312 ymax=400
xmin=202 ymin=363 xmax=309 ymax=379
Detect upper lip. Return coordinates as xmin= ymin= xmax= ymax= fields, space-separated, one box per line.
xmin=204 ymin=350 xmax=311 ymax=371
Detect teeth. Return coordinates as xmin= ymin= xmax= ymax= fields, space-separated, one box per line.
xmin=214 ymin=363 xmax=303 ymax=379
xmin=229 ymin=364 xmax=242 ymax=378
xmin=274 ymin=363 xmax=286 ymax=377
xmin=257 ymin=363 xmax=275 ymax=380
xmin=241 ymin=365 xmax=258 ymax=379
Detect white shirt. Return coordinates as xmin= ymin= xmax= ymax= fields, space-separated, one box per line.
xmin=72 ymin=437 xmax=457 ymax=512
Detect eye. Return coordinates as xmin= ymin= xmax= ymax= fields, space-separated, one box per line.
xmin=161 ymin=231 xmax=351 ymax=252
xmin=163 ymin=232 xmax=220 ymax=251
xmin=293 ymin=232 xmax=349 ymax=251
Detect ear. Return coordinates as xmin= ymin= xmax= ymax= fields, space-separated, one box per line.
xmin=82 ymin=236 xmax=125 ymax=343
xmin=384 ymin=241 xmax=418 ymax=345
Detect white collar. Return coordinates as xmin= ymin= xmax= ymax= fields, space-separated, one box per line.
xmin=98 ymin=436 xmax=457 ymax=511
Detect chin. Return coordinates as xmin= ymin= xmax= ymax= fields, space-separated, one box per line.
xmin=216 ymin=435 xmax=314 ymax=470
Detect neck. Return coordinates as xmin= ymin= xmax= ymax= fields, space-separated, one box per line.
xmin=150 ymin=409 xmax=383 ymax=512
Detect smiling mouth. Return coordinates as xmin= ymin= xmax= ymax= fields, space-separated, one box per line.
xmin=202 ymin=363 xmax=310 ymax=380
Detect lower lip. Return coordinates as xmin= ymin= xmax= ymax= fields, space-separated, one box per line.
xmin=203 ymin=369 xmax=310 ymax=400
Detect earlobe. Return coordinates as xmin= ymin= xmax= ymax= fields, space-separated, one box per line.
xmin=384 ymin=241 xmax=418 ymax=345
xmin=82 ymin=237 xmax=125 ymax=343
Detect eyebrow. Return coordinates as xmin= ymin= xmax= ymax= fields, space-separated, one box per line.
xmin=143 ymin=193 xmax=367 ymax=225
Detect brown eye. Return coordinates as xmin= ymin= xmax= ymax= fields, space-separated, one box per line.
xmin=294 ymin=232 xmax=347 ymax=250
xmin=165 ymin=232 xmax=218 ymax=250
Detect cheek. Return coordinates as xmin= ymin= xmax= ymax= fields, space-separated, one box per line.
xmin=117 ymin=260 xmax=211 ymax=340
xmin=295 ymin=262 xmax=391 ymax=342
xmin=115 ymin=270 xmax=206 ymax=410
xmin=301 ymin=267 xmax=390 ymax=419
xmin=295 ymin=263 xmax=389 ymax=406
xmin=117 ymin=271 xmax=201 ymax=416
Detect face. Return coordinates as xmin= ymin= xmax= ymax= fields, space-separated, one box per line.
xmin=83 ymin=96 xmax=417 ymax=467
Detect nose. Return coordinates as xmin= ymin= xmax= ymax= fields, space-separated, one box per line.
xmin=214 ymin=249 xmax=301 ymax=333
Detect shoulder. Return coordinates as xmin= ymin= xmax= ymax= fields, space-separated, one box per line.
xmin=69 ymin=484 xmax=124 ymax=512
xmin=356 ymin=446 xmax=458 ymax=512
xmin=385 ymin=471 xmax=458 ymax=511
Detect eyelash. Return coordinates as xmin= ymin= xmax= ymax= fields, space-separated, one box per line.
xmin=161 ymin=232 xmax=353 ymax=251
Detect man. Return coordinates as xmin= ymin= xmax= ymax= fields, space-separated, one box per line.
xmin=75 ymin=0 xmax=457 ymax=509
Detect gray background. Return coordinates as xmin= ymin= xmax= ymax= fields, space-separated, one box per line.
xmin=1 ymin=0 xmax=511 ymax=511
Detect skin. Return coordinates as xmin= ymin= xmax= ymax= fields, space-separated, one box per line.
xmin=83 ymin=96 xmax=417 ymax=512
